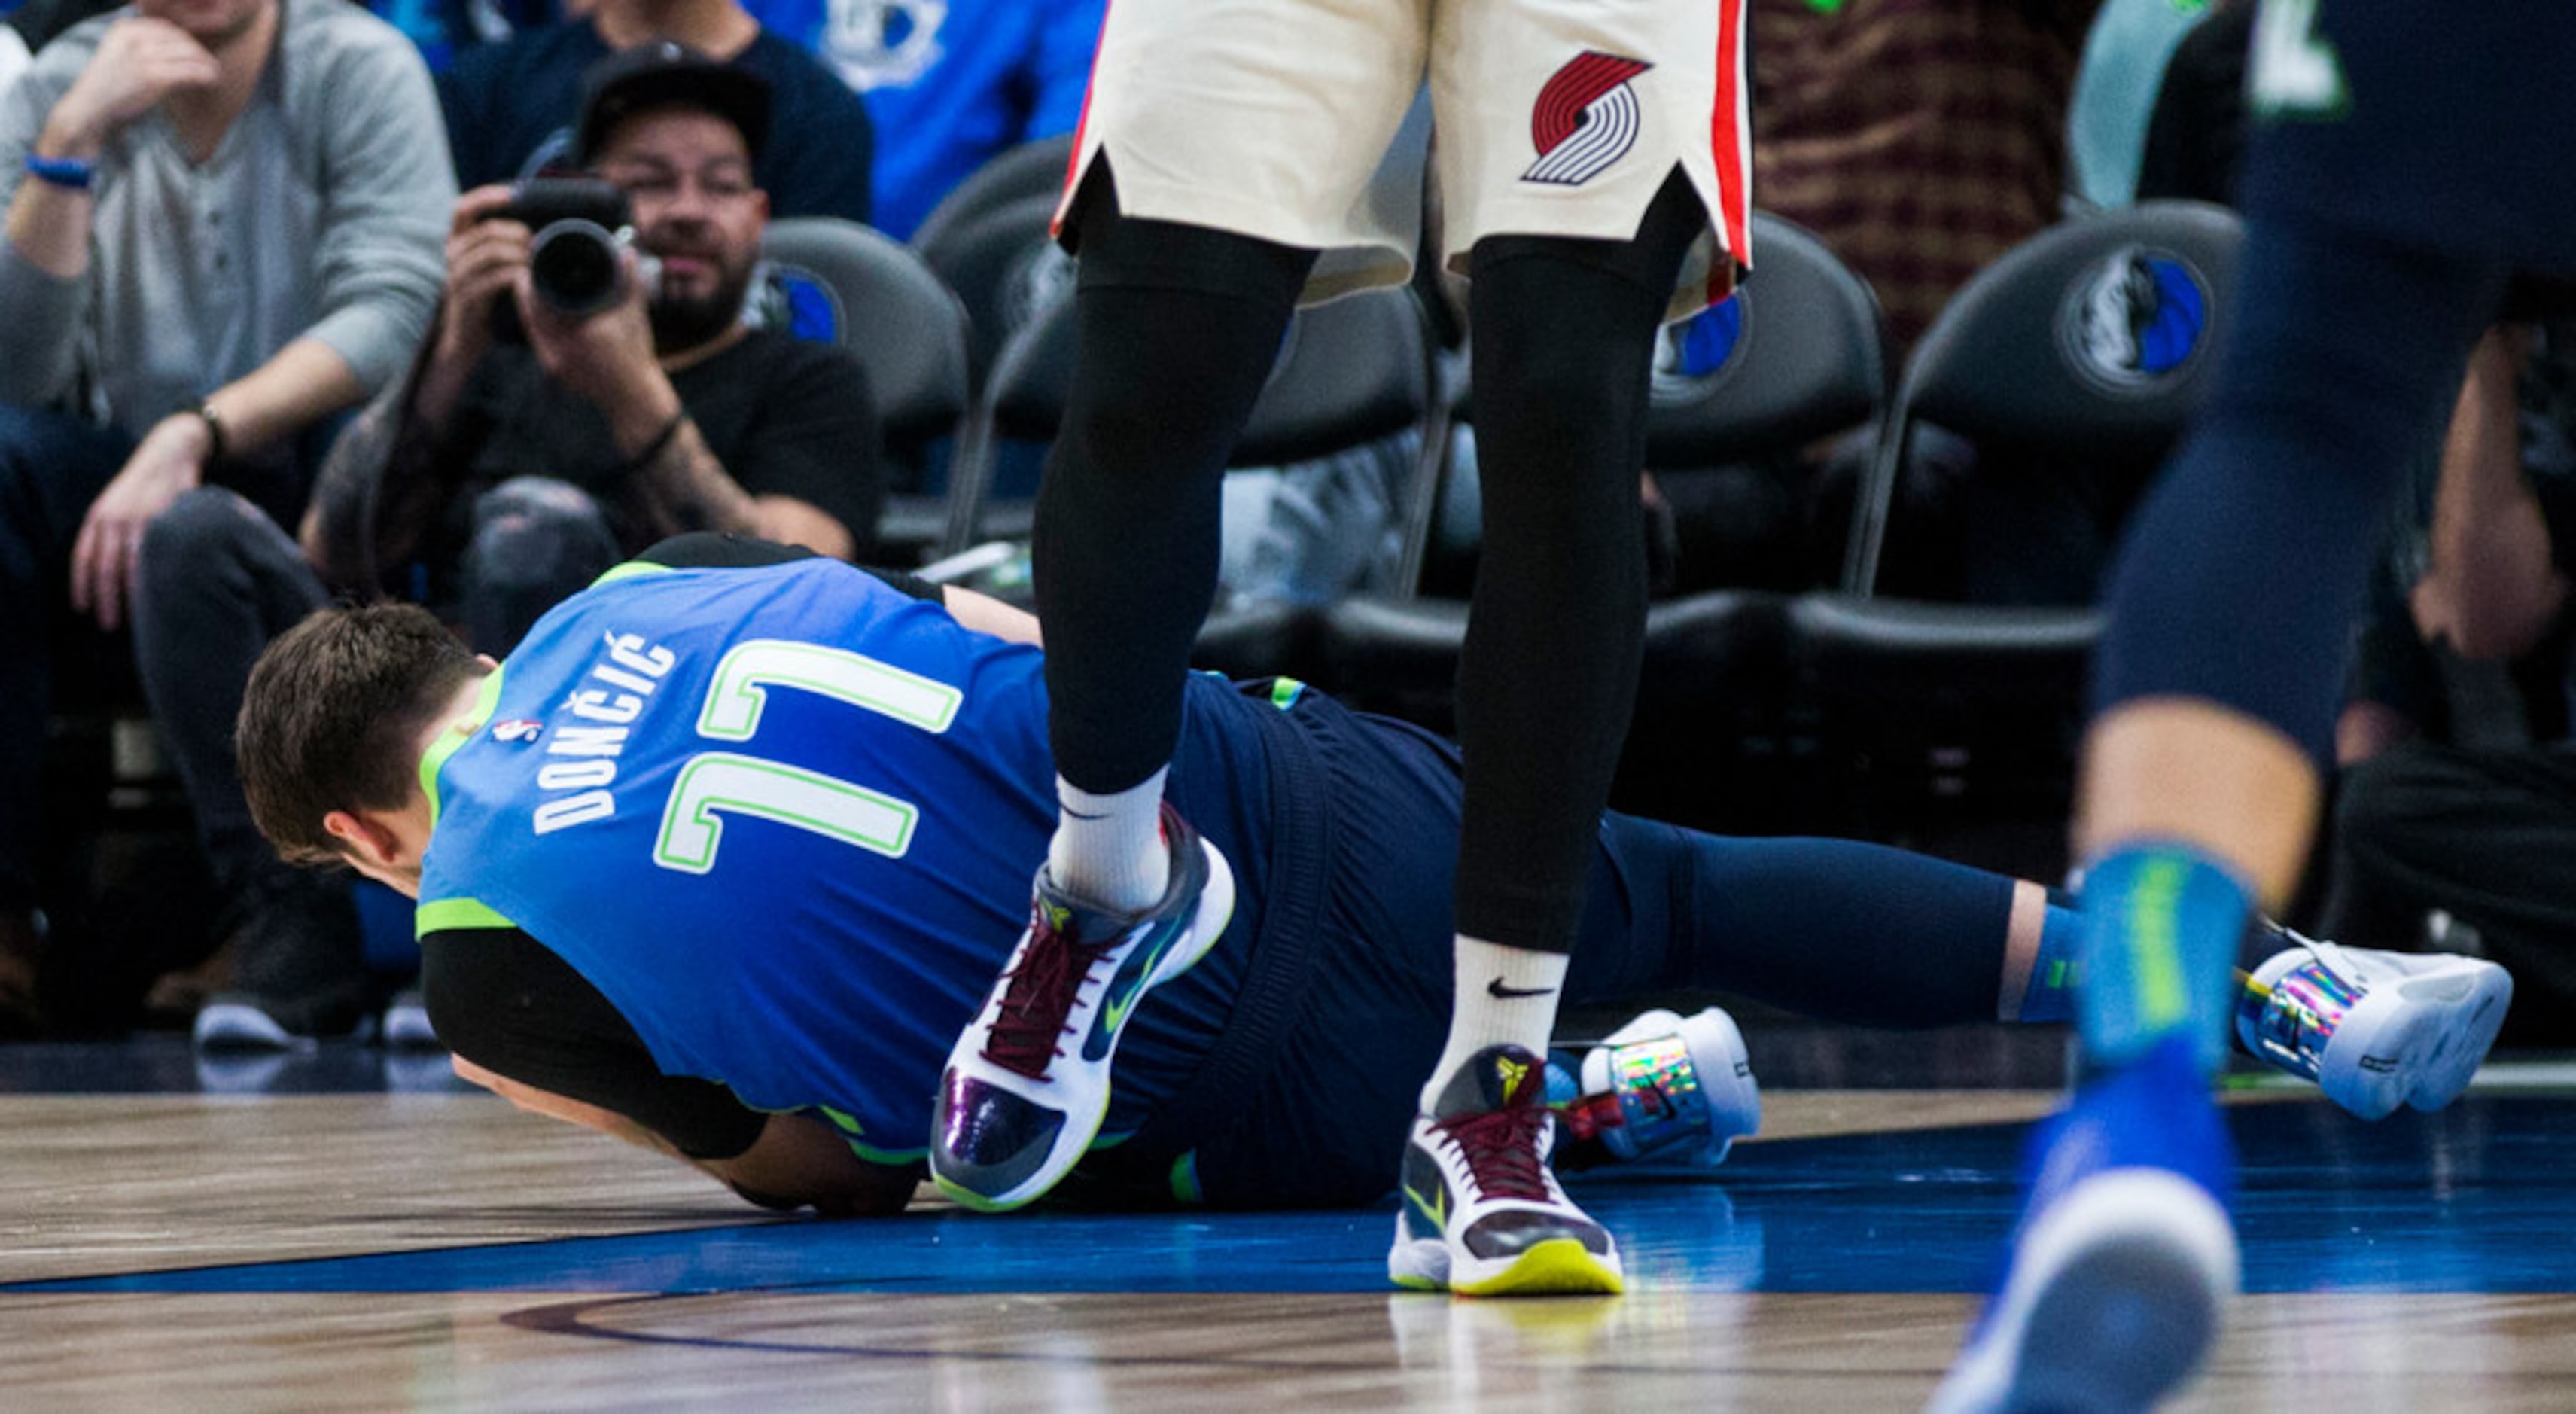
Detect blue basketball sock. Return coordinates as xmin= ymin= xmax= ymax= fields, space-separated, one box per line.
xmin=2078 ymin=843 xmax=2255 ymax=1078
xmin=2015 ymin=889 xmax=2084 ymax=1025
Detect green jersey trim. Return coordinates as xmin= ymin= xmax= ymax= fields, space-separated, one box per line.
xmin=419 ymin=668 xmax=508 ymax=826
xmin=597 ymin=559 xmax=673 ymax=587
xmin=416 ymin=895 xmax=518 ymax=937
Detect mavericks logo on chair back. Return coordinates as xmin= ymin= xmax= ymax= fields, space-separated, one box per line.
xmin=2057 ymin=246 xmax=2212 ymax=398
xmin=1649 ymin=294 xmax=1748 ymax=408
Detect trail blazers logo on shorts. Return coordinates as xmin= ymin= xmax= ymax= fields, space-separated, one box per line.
xmin=1524 ymin=51 xmax=1654 ymax=187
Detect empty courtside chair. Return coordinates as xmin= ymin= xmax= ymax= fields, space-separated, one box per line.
xmin=908 ymin=133 xmax=1077 ymax=267
xmin=914 ymin=195 xmax=1076 ymax=529
xmin=1624 ymin=212 xmax=1890 ymax=831
xmin=757 ymin=216 xmax=973 ymax=566
xmin=1800 ymin=199 xmax=2243 ymax=876
xmin=1842 ymin=198 xmax=2243 ymax=602
xmin=919 ymin=192 xmax=1078 ymax=396
xmin=933 ymin=286 xmax=1079 ymax=560
xmin=1317 ymin=212 xmax=1886 ymax=833
xmin=1645 ymin=212 xmax=1889 ymax=473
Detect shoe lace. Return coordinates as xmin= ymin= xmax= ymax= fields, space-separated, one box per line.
xmin=1435 ymin=1096 xmax=1552 ymax=1203
xmin=983 ymin=913 xmax=1110 ymax=1080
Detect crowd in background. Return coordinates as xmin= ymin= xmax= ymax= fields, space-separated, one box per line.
xmin=1 ymin=0 xmax=2566 ymax=1053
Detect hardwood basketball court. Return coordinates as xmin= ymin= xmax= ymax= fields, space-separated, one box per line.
xmin=5 ymin=1033 xmax=2573 ymax=1409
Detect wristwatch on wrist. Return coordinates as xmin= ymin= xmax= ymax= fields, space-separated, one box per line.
xmin=192 ymin=401 xmax=229 ymax=465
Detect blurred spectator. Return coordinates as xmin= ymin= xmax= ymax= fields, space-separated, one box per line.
xmin=1752 ymin=0 xmax=2101 ymax=359
xmin=1217 ymin=431 xmax=1414 ymax=609
xmin=367 ymin=0 xmax=550 ymax=73
xmin=0 ymin=0 xmax=451 ymax=1033
xmin=4 ymin=1 xmax=123 ymax=118
xmin=132 ymin=44 xmax=884 ymax=1047
xmin=2322 ymin=325 xmax=2576 ymax=1044
xmin=743 ymin=0 xmax=1103 ymax=239
xmin=2 ymin=0 xmax=118 ymax=55
xmin=440 ymin=0 xmax=874 ymax=224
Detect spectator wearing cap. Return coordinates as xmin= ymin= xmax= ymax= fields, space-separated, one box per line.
xmin=0 ymin=0 xmax=452 ymax=1033
xmin=125 ymin=42 xmax=885 ymax=1049
xmin=438 ymin=0 xmax=873 ymax=226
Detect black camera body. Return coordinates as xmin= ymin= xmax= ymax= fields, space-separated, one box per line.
xmin=488 ymin=177 xmax=637 ymax=341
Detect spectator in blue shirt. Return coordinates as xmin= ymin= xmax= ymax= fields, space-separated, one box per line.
xmin=743 ymin=0 xmax=1098 ymax=239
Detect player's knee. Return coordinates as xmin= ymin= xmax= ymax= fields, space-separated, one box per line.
xmin=459 ymin=477 xmax=619 ymax=652
xmin=1468 ymin=265 xmax=1669 ymax=430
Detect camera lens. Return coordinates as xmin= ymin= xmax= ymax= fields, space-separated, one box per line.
xmin=528 ymin=220 xmax=625 ymax=315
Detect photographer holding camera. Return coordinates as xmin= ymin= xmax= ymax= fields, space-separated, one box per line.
xmin=125 ymin=44 xmax=883 ymax=1048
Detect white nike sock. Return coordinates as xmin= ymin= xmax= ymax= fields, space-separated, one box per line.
xmin=1421 ymin=935 xmax=1570 ymax=1111
xmin=1048 ymin=769 xmax=1171 ymax=915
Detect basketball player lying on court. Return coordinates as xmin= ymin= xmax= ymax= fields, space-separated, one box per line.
xmin=232 ymin=535 xmax=2512 ymax=1222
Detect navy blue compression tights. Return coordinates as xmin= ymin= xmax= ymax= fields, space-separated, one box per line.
xmin=1574 ymin=817 xmax=2018 ymax=1028
xmin=1031 ymin=180 xmax=1315 ymax=797
xmin=2091 ymin=217 xmax=2507 ymax=760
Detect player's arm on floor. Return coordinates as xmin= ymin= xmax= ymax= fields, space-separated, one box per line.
xmin=426 ymin=924 xmax=923 ymax=1216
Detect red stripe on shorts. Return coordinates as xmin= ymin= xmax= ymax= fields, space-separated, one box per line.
xmin=1708 ymin=0 xmax=1753 ymax=298
xmin=1053 ymin=0 xmax=1118 ymax=240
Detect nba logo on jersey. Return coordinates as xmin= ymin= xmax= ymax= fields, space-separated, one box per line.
xmin=2057 ymin=246 xmax=2212 ymax=397
xmin=490 ymin=719 xmax=544 ymax=744
xmin=1523 ymin=52 xmax=1654 ymax=187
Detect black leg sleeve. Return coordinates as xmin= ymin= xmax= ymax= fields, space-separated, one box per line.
xmin=1452 ymin=175 xmax=1703 ymax=952
xmin=1031 ymin=184 xmax=1316 ymax=793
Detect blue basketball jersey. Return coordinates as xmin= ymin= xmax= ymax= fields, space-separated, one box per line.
xmin=417 ymin=559 xmax=1096 ymax=1160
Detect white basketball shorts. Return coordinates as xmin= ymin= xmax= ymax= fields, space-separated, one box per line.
xmin=1055 ymin=0 xmax=1752 ymax=319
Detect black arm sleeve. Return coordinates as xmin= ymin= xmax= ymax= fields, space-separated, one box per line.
xmin=422 ymin=926 xmax=770 ymax=1161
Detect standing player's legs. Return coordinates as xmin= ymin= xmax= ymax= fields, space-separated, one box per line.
xmin=1386 ymin=176 xmax=1705 ymax=1297
xmin=1031 ymin=191 xmax=1317 ymax=910
xmin=1933 ymin=218 xmax=2507 ymax=1412
xmin=931 ymin=0 xmax=1432 ymax=1214
xmin=1388 ymin=0 xmax=1743 ymax=1294
xmin=929 ymin=188 xmax=1313 ymax=1211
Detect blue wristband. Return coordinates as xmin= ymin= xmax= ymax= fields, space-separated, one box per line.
xmin=24 ymin=153 xmax=95 ymax=191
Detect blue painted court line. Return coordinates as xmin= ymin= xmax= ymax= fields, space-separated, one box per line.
xmin=14 ymin=1096 xmax=2574 ymax=1298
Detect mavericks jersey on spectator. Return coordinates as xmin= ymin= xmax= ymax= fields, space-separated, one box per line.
xmin=416 ymin=558 xmax=1068 ymax=1160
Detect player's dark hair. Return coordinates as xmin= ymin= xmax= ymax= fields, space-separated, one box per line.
xmin=237 ymin=601 xmax=486 ymax=869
